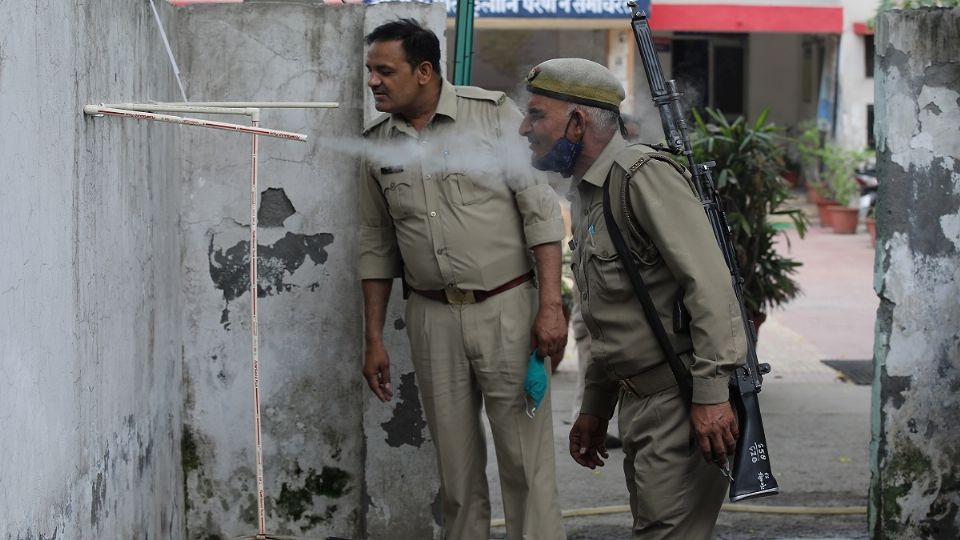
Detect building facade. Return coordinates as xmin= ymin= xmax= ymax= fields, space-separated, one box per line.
xmin=437 ymin=0 xmax=877 ymax=151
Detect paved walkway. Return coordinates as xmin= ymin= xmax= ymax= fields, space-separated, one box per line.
xmin=486 ymin=209 xmax=879 ymax=539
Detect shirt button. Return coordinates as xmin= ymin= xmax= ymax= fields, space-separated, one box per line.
xmin=582 ymin=209 xmax=588 ymax=216
xmin=425 ymin=174 xmax=431 ymax=180
xmin=430 ymin=211 xmax=437 ymax=217
xmin=436 ymin=248 xmax=445 ymax=255
xmin=581 ymin=291 xmax=588 ymax=300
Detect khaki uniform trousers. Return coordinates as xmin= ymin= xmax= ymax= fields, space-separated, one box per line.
xmin=618 ymin=380 xmax=728 ymax=539
xmin=405 ymin=281 xmax=565 ymax=540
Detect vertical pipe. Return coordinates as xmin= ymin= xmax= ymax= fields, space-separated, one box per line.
xmin=453 ymin=0 xmax=475 ymax=86
xmin=249 ymin=121 xmax=267 ymax=539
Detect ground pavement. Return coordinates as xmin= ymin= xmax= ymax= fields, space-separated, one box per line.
xmin=486 ymin=213 xmax=879 ymax=539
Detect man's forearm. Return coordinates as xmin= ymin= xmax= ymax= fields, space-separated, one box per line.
xmin=531 ymin=241 xmax=563 ymax=307
xmin=361 ymin=279 xmax=393 ymax=345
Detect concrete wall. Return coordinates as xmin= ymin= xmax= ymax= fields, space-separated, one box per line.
xmin=457 ymin=29 xmax=609 ymax=100
xmin=177 ymin=2 xmax=444 ymax=538
xmin=0 ymin=1 xmax=183 ymax=539
xmin=870 ymin=8 xmax=960 ymax=539
xmin=747 ymin=33 xmax=818 ymax=127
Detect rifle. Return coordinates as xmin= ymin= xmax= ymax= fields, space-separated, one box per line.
xmin=626 ymin=1 xmax=779 ymax=501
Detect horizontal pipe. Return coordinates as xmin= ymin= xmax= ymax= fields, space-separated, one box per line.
xmin=82 ymin=106 xmax=306 ymax=141
xmin=104 ymin=103 xmax=257 ymax=116
xmin=490 ymin=503 xmax=867 ymax=527
xmin=156 ymin=101 xmax=339 ymax=109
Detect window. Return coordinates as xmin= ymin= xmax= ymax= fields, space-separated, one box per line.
xmin=865 ymin=34 xmax=875 ymax=78
xmin=867 ymin=105 xmax=875 ymax=149
xmin=671 ymin=34 xmax=746 ymax=117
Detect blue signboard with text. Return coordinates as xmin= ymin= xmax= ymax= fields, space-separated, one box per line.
xmin=364 ymin=0 xmax=649 ymax=19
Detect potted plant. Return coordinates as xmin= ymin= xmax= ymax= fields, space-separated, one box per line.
xmin=820 ymin=144 xmax=866 ymax=234
xmin=795 ymin=121 xmax=826 ymax=201
xmin=690 ymin=108 xmax=810 ymax=332
xmin=792 ymin=122 xmax=841 ymax=226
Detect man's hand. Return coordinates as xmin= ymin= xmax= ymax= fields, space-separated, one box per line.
xmin=362 ymin=341 xmax=393 ymax=402
xmin=532 ymin=303 xmax=568 ymax=364
xmin=690 ymin=401 xmax=739 ymax=466
xmin=569 ymin=414 xmax=609 ymax=469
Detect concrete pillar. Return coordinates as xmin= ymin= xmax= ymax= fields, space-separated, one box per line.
xmin=870 ymin=8 xmax=960 ymax=539
xmin=1 ymin=1 xmax=183 ymax=538
xmin=177 ymin=2 xmax=445 ymax=538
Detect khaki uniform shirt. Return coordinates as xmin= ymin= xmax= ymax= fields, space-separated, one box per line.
xmin=571 ymin=132 xmax=747 ymax=419
xmin=359 ymin=80 xmax=564 ymax=290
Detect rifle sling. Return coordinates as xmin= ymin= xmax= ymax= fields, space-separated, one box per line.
xmin=601 ymin=168 xmax=693 ymax=405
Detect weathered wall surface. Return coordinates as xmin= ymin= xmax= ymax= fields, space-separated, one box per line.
xmin=0 ymin=1 xmax=183 ymax=539
xmin=178 ymin=3 xmax=443 ymax=538
xmin=870 ymin=8 xmax=960 ymax=539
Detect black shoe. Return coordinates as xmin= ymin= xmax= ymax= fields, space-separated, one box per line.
xmin=604 ymin=434 xmax=622 ymax=449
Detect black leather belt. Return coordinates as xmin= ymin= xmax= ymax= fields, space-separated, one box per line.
xmin=411 ymin=271 xmax=535 ymax=305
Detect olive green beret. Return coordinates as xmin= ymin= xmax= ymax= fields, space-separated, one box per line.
xmin=525 ymin=58 xmax=625 ymax=112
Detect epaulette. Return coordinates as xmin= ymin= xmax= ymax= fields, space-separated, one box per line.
xmin=362 ymin=112 xmax=391 ymax=136
xmin=614 ymin=145 xmax=686 ymax=178
xmin=454 ymin=85 xmax=506 ymax=105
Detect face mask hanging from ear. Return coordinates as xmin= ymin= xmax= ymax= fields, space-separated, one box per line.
xmin=532 ymin=112 xmax=584 ymax=178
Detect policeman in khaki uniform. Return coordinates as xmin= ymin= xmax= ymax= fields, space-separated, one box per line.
xmin=358 ymin=20 xmax=567 ymax=540
xmin=519 ymin=58 xmax=748 ymax=539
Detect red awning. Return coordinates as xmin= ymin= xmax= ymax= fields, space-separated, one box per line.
xmin=648 ymin=4 xmax=844 ymax=33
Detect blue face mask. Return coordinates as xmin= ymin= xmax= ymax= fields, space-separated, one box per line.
xmin=532 ymin=113 xmax=583 ymax=178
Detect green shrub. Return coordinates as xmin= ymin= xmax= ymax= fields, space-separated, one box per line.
xmin=690 ymin=108 xmax=810 ymax=316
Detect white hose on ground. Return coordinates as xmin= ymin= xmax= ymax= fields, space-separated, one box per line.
xmin=489 ymin=503 xmax=867 ymax=527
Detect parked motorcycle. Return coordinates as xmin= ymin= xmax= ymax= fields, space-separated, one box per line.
xmin=856 ymin=162 xmax=878 ymax=222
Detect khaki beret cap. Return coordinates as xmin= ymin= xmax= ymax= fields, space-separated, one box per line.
xmin=526 ymin=58 xmax=625 ymax=112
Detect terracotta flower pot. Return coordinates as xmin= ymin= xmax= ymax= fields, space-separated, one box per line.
xmin=828 ymin=206 xmax=859 ymax=234
xmin=866 ymin=217 xmax=877 ymax=247
xmin=816 ymin=201 xmax=841 ymax=227
xmin=783 ymin=170 xmax=800 ymax=189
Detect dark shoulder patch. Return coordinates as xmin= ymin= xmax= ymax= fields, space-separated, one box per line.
xmin=454 ymin=85 xmax=506 ymax=105
xmin=362 ymin=112 xmax=390 ymax=137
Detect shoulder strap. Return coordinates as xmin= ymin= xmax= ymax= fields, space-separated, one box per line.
xmin=454 ymin=85 xmax=506 ymax=105
xmin=602 ymin=164 xmax=693 ymax=404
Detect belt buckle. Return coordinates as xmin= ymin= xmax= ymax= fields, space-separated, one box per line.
xmin=444 ymin=286 xmax=477 ymax=305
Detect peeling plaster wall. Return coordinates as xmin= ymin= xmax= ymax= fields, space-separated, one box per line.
xmin=0 ymin=1 xmax=183 ymax=539
xmin=870 ymin=8 xmax=960 ymax=539
xmin=177 ymin=3 xmax=443 ymax=538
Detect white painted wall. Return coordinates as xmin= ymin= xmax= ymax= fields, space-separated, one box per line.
xmin=0 ymin=1 xmax=183 ymax=538
xmin=836 ymin=0 xmax=879 ymax=150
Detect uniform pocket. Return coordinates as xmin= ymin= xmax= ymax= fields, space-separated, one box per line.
xmin=588 ymin=233 xmax=631 ymax=301
xmin=382 ymin=179 xmax=415 ymax=220
xmin=444 ymin=170 xmax=493 ymax=206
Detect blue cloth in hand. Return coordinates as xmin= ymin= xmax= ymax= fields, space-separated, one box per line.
xmin=524 ymin=349 xmax=548 ymax=418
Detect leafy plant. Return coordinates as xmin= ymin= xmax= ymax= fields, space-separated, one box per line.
xmin=819 ymin=144 xmax=870 ymax=207
xmin=690 ymin=108 xmax=810 ymax=318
